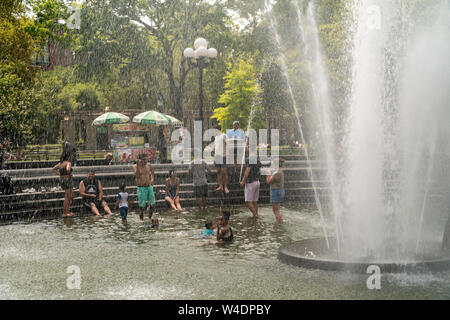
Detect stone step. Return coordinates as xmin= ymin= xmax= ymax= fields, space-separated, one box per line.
xmin=10 ymin=164 xmax=325 ymax=177
xmin=1 ymin=153 xmax=315 ymax=170
xmin=9 ymin=169 xmax=326 ymax=191
xmin=0 ymin=161 xmax=330 ymax=223
xmin=0 ymin=193 xmax=322 ymax=225
xmin=0 ymin=185 xmax=328 ymax=212
xmin=0 ymin=180 xmax=329 ymax=205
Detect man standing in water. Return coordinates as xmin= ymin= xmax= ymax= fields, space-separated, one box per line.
xmin=133 ymin=153 xmax=156 ymax=221
xmin=240 ymin=145 xmax=261 ymax=218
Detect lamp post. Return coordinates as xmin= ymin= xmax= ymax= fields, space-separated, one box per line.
xmin=156 ymin=92 xmax=167 ymax=163
xmin=183 ymin=38 xmax=218 ymax=129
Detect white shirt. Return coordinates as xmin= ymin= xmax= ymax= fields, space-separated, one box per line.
xmin=214 ymin=134 xmax=225 ymax=157
xmin=117 ymin=192 xmax=129 ymax=208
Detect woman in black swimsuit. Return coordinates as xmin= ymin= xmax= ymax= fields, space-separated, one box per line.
xmin=52 ymin=151 xmax=74 ymax=217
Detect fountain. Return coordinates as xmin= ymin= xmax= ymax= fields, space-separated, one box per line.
xmin=278 ymin=0 xmax=450 ymax=272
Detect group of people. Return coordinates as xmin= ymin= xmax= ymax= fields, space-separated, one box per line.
xmin=52 ymin=123 xmax=286 ymax=224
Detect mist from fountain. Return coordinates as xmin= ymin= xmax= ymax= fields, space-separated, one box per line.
xmin=294 ymin=1 xmax=346 ymax=255
xmin=264 ymin=0 xmax=331 ymax=248
xmin=338 ymin=0 xmax=450 ymax=261
xmin=279 ymin=0 xmax=450 ymax=263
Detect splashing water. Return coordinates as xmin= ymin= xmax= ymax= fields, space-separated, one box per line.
xmin=294 ymin=1 xmax=346 ymax=254
xmin=264 ymin=0 xmax=330 ymax=248
xmin=273 ymin=0 xmax=450 ymax=261
xmin=334 ymin=0 xmax=449 ymax=260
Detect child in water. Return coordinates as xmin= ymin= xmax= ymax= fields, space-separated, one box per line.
xmin=150 ymin=217 xmax=164 ymax=229
xmin=204 ymin=221 xmax=215 ymax=236
xmin=217 ymin=211 xmax=233 ymax=243
xmin=114 ymin=184 xmax=129 ymax=224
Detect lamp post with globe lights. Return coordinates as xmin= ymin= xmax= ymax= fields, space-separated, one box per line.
xmin=183 ymin=38 xmax=218 ymax=129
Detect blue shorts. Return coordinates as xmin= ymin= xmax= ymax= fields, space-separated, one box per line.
xmin=270 ymin=189 xmax=285 ymax=203
xmin=119 ymin=207 xmax=128 ymax=220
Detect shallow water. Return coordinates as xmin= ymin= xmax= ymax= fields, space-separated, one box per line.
xmin=0 ymin=204 xmax=449 ymax=299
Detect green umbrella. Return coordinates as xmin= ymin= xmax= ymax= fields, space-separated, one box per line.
xmin=162 ymin=114 xmax=183 ymax=126
xmin=92 ymin=112 xmax=130 ymax=126
xmin=132 ymin=110 xmax=181 ymax=125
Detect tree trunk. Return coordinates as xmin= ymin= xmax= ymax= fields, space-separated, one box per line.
xmin=166 ymin=65 xmax=184 ymax=122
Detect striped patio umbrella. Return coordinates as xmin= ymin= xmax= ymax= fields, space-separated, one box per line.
xmin=132 ymin=110 xmax=181 ymax=125
xmin=162 ymin=114 xmax=183 ymax=126
xmin=92 ymin=112 xmax=130 ymax=126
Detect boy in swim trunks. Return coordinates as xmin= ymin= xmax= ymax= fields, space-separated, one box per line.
xmin=133 ymin=153 xmax=156 ymax=221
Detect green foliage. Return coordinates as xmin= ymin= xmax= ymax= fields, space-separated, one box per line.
xmin=0 ymin=3 xmax=37 ymax=146
xmin=212 ymin=60 xmax=264 ymax=131
xmin=4 ymin=0 xmax=420 ymax=148
xmin=260 ymin=62 xmax=291 ymax=114
xmin=26 ymin=0 xmax=70 ymax=42
xmin=316 ymin=0 xmax=353 ymax=137
xmin=0 ymin=0 xmax=25 ymax=22
xmin=57 ymin=82 xmax=105 ymax=111
xmin=71 ymin=0 xmax=235 ymax=120
xmin=0 ymin=0 xmax=69 ymax=146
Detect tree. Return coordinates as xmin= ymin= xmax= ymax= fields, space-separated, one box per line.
xmin=212 ymin=60 xmax=264 ymax=131
xmin=1 ymin=3 xmax=38 ymax=147
xmin=73 ymin=0 xmax=234 ymax=120
xmin=0 ymin=0 xmax=69 ymax=147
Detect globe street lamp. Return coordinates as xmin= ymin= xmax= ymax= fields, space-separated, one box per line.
xmin=183 ymin=38 xmax=218 ymax=129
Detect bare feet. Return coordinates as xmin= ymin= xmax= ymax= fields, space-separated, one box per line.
xmin=215 ymin=186 xmax=223 ymax=192
xmin=62 ymin=212 xmax=74 ymax=217
xmin=224 ymin=186 xmax=230 ymax=194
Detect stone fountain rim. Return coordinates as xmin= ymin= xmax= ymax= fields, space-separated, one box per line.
xmin=278 ymin=238 xmax=450 ymax=273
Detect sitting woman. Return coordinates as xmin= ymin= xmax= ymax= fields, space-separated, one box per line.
xmin=52 ymin=151 xmax=74 ymax=217
xmin=164 ymin=170 xmax=182 ymax=211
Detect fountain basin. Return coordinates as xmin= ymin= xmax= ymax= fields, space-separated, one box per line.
xmin=279 ymin=238 xmax=450 ymax=273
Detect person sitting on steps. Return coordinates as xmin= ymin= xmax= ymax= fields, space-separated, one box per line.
xmin=165 ymin=170 xmax=182 ymax=211
xmin=79 ymin=170 xmax=112 ymax=217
